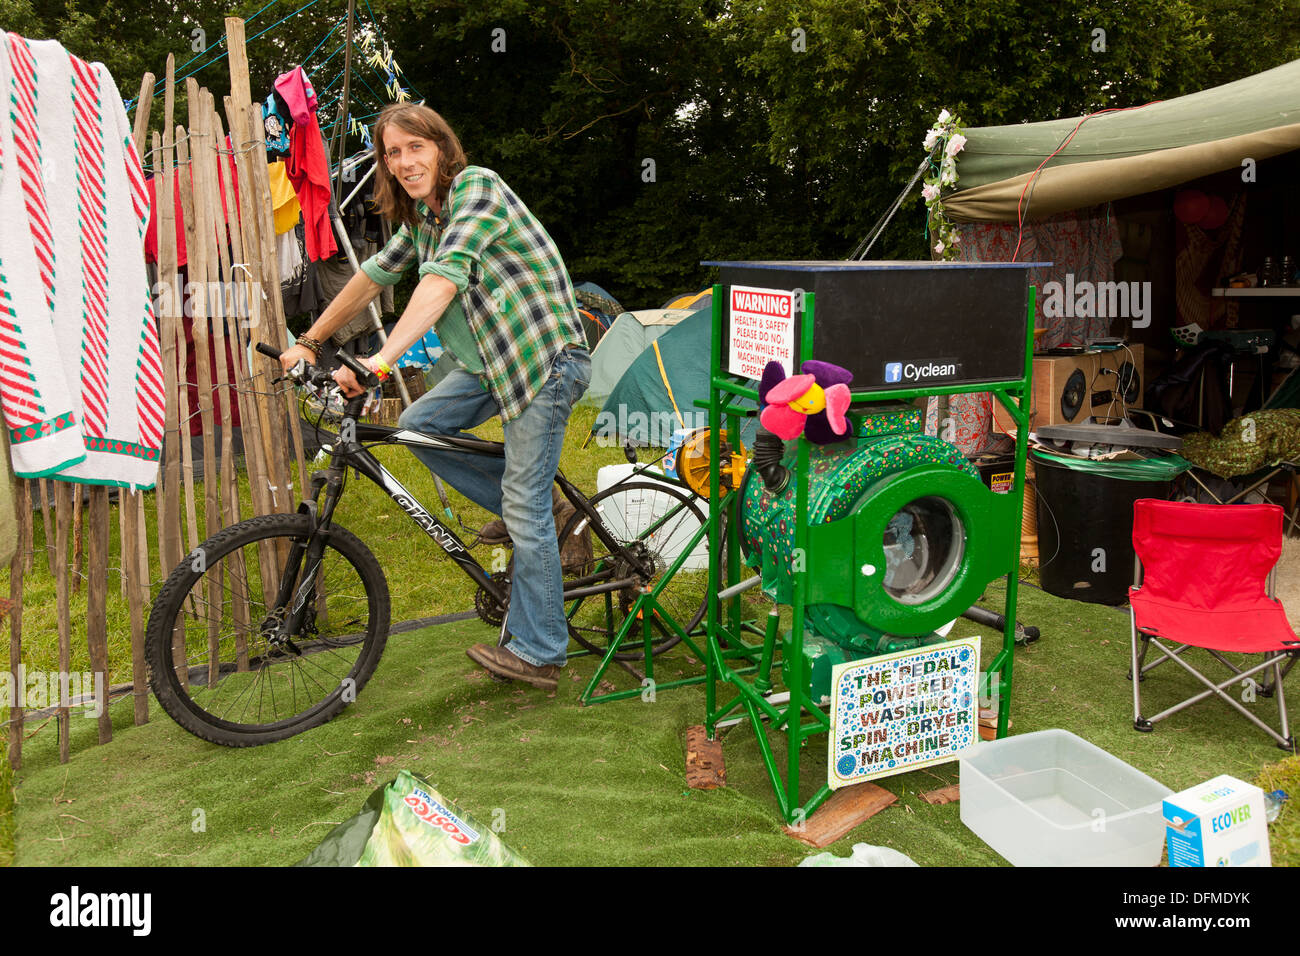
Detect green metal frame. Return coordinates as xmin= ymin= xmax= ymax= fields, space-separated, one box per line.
xmin=576 ymin=481 xmax=767 ymax=705
xmin=704 ymin=283 xmax=1037 ymax=823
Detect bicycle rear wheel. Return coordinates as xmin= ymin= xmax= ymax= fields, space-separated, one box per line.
xmin=559 ymin=481 xmax=713 ymax=660
xmin=145 ymin=514 xmax=390 ymax=747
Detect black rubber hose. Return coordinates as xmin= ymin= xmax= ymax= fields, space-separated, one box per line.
xmin=752 ymin=429 xmax=789 ymax=494
xmin=962 ymin=605 xmax=1041 ymax=644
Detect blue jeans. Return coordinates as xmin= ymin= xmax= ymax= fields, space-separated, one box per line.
xmin=397 ymin=347 xmax=591 ymax=667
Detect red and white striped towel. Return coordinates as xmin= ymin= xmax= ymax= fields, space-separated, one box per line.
xmin=0 ymin=33 xmax=163 ymax=489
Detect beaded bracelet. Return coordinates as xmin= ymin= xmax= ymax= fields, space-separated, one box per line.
xmin=297 ymin=334 xmax=324 ymax=358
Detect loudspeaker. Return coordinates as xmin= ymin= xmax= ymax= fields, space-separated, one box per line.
xmin=993 ymin=345 xmax=1144 ymax=434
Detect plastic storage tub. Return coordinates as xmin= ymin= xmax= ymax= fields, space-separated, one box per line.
xmin=960 ymin=729 xmax=1172 ymax=866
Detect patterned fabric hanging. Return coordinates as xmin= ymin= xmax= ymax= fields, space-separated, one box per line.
xmin=0 ymin=33 xmax=163 ymax=488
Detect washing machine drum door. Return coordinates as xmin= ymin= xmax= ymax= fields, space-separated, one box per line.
xmin=881 ymin=494 xmax=966 ymax=605
xmin=804 ymin=465 xmax=1017 ymax=639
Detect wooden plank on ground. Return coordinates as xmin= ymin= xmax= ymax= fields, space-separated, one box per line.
xmin=783 ymin=782 xmax=897 ymax=848
xmin=685 ymin=725 xmax=725 ymax=789
xmin=920 ymin=784 xmax=961 ymax=805
xmin=85 ymin=486 xmax=112 ymax=743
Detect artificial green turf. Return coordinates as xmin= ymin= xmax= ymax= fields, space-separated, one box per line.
xmin=5 ymin=402 xmax=1296 ymax=865
xmin=0 ymin=713 xmax=12 ymax=867
xmin=11 ymin=578 xmax=1294 ymax=866
xmin=1257 ymin=755 xmax=1299 ymax=866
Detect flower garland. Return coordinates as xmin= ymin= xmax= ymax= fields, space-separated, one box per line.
xmin=920 ymin=109 xmax=967 ymax=261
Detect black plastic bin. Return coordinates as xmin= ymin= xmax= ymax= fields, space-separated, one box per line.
xmin=1032 ymin=449 xmax=1187 ymax=605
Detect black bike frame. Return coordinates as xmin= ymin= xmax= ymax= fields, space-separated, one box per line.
xmin=303 ymin=414 xmax=654 ymax=613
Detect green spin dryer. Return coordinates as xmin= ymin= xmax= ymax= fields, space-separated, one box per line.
xmin=738 ymin=404 xmax=1020 ymax=704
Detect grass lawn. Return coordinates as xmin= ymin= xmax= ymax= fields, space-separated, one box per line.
xmin=10 ymin=577 xmax=1297 ymax=866
xmin=4 ymin=402 xmax=1297 ymax=865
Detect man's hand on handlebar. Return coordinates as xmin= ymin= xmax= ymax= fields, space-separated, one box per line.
xmin=333 ymin=356 xmax=380 ymax=397
xmin=279 ymin=343 xmax=318 ymax=372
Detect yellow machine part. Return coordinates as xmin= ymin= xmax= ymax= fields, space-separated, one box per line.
xmin=678 ymin=428 xmax=747 ymax=498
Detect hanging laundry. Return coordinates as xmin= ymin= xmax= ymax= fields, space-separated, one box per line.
xmin=274 ymin=65 xmax=334 ymax=261
xmin=145 ymin=170 xmax=188 ymax=265
xmin=273 ymin=65 xmax=318 ymax=124
xmin=285 ymin=117 xmax=336 ymax=261
xmin=262 ymin=89 xmax=291 ymax=157
xmin=267 ymin=159 xmax=302 ymax=234
xmin=0 ymin=33 xmax=164 ymax=488
xmin=279 ymin=222 xmax=324 ymax=319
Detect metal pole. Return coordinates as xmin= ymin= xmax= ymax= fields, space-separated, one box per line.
xmin=340 ymin=157 xmax=377 ymax=210
xmin=327 ymin=205 xmax=410 ymax=406
xmin=330 ymin=0 xmax=356 ymax=197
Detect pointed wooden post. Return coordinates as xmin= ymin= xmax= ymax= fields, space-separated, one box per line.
xmin=173 ymin=126 xmax=201 ymax=559
xmin=54 ymin=482 xmax=72 ymax=763
xmin=85 ymin=486 xmax=112 ymax=743
xmin=8 ymin=478 xmax=29 ymax=770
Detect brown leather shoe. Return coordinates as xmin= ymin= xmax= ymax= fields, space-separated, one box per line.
xmin=466 ymin=643 xmax=560 ymax=690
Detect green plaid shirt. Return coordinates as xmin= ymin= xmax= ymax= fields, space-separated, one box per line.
xmin=360 ymin=166 xmax=585 ymax=420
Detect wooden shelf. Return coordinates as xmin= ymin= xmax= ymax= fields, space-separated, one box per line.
xmin=1212 ymin=287 xmax=1300 ymax=297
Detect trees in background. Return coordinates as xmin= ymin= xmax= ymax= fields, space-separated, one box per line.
xmin=5 ymin=0 xmax=1298 ymax=308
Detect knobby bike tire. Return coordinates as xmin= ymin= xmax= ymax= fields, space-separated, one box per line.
xmin=145 ymin=513 xmax=391 ymax=747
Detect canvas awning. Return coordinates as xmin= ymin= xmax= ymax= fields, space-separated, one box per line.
xmin=946 ymin=58 xmax=1300 ymax=223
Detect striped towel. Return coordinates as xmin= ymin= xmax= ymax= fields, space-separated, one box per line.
xmin=0 ymin=33 xmax=164 ymax=489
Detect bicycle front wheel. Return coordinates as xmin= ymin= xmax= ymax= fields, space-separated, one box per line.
xmin=145 ymin=514 xmax=390 ymax=747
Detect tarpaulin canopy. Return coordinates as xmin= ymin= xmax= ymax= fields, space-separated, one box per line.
xmin=946 ymin=58 xmax=1300 ymax=223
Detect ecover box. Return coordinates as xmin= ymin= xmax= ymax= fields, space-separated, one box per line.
xmin=1163 ymin=775 xmax=1270 ymax=867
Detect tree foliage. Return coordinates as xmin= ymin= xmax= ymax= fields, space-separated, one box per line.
xmin=5 ymin=0 xmax=1299 ymax=308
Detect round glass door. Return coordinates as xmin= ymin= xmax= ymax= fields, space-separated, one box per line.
xmin=881 ymin=496 xmax=965 ymax=605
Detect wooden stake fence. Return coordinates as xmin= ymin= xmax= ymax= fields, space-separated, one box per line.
xmin=4 ymin=18 xmax=313 ymax=766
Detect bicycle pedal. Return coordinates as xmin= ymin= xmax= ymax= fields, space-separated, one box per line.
xmin=489 ymin=672 xmax=512 ymax=684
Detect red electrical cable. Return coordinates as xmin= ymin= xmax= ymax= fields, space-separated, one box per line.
xmin=1011 ymin=101 xmax=1162 ymax=261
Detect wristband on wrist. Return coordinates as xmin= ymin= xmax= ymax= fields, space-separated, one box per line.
xmin=297 ymin=335 xmax=324 ymax=358
xmin=372 ymin=354 xmax=392 ymax=381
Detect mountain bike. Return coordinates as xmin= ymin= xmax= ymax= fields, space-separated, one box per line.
xmin=144 ymin=345 xmax=722 ymax=746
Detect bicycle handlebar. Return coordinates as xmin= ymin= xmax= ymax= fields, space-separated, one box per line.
xmin=256 ymin=341 xmax=380 ymax=391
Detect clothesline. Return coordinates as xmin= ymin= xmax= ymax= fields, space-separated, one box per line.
xmin=127 ymin=0 xmax=422 ymax=118
xmin=172 ymin=0 xmax=283 ymax=78
xmin=126 ymin=0 xmax=325 ymax=116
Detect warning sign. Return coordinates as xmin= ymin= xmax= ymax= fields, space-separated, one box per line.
xmin=728 ymin=285 xmax=796 ymax=380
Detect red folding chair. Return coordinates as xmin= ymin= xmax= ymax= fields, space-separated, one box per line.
xmin=1129 ymin=499 xmax=1299 ymax=750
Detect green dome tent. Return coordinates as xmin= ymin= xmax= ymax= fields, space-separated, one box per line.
xmin=580 ymin=308 xmax=694 ymax=407
xmin=590 ymin=309 xmax=757 ymax=449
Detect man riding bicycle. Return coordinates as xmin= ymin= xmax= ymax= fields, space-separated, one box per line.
xmin=280 ymin=103 xmax=590 ymax=691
